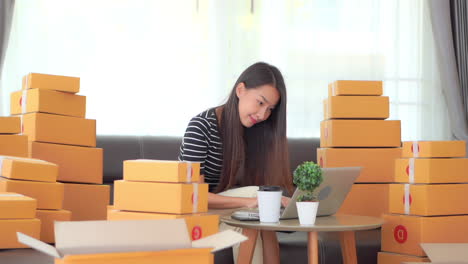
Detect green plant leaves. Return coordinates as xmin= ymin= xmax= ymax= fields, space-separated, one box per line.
xmin=293 ymin=161 xmax=323 ymax=202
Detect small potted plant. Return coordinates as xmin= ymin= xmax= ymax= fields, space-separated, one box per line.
xmin=293 ymin=161 xmax=323 ymax=225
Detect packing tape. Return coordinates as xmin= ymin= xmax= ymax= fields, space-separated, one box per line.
xmin=332 ymin=82 xmax=337 ymax=95
xmin=0 ymin=156 xmax=3 ymax=173
xmin=404 ymin=184 xmax=410 ymax=215
xmin=409 ymin=158 xmax=415 ymax=183
xmin=192 ymin=183 xmax=199 ymax=213
xmin=412 ymin=141 xmax=419 ymax=157
xmin=21 ymin=90 xmax=28 ymax=114
xmin=186 ymin=162 xmax=192 ymax=182
xmin=19 ymin=115 xmax=23 ymax=135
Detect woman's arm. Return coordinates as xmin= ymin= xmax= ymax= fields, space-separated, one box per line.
xmin=208 ymin=193 xmax=258 ymax=209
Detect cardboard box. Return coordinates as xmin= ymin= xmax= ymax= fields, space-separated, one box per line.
xmin=378 ymin=251 xmax=429 ymax=264
xmin=0 ymin=155 xmax=58 ymax=182
xmin=337 ymin=183 xmax=389 ymax=217
xmin=29 ymin=142 xmax=103 ymax=184
xmin=323 ymin=96 xmax=389 ymax=119
xmin=114 ymin=181 xmax=208 ymax=214
xmin=22 ymin=73 xmax=80 ymax=93
xmin=320 ymin=120 xmax=401 ymax=147
xmin=402 ymin=243 xmax=468 ymax=264
xmin=36 ymin=209 xmax=72 ymax=243
xmin=62 ymin=183 xmax=109 ymax=221
xmin=402 ymin=141 xmax=466 ymax=158
xmin=108 ymin=210 xmax=219 ymax=241
xmin=0 ymin=218 xmax=40 ymax=249
xmin=389 ymin=184 xmax=468 ymax=216
xmin=394 ymin=158 xmax=468 ymax=183
xmin=21 ymin=113 xmax=96 ymax=147
xmin=124 ymin=160 xmax=201 ymax=183
xmin=11 ymin=88 xmax=86 ymax=117
xmin=0 ymin=116 xmax=20 ymax=134
xmin=0 ymin=193 xmax=37 ymax=219
xmin=0 ymin=178 xmax=64 ymax=210
xmin=381 ymin=214 xmax=468 ymax=256
xmin=18 ymin=219 xmax=247 ymax=264
xmin=0 ymin=135 xmax=28 ymax=157
xmin=328 ymin=80 xmax=383 ymax=96
xmin=317 ymin=148 xmax=402 ymax=182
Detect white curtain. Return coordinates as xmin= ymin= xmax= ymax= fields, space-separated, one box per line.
xmin=1 ymin=0 xmax=450 ymax=140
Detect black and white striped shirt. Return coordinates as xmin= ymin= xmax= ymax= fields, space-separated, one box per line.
xmin=178 ymin=108 xmax=223 ymax=191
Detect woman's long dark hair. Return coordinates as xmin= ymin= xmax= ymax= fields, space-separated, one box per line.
xmin=215 ymin=62 xmax=293 ymax=195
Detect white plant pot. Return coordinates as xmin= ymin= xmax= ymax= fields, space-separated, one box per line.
xmin=296 ymin=201 xmax=319 ymax=225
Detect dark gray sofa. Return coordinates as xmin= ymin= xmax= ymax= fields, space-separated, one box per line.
xmin=97 ymin=135 xmax=381 ymax=264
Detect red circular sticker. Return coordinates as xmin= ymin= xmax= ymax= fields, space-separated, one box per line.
xmin=394 ymin=225 xmax=408 ymax=243
xmin=411 ymin=144 xmax=420 ymax=153
xmin=19 ymin=96 xmax=23 ymax=106
xmin=319 ymin=157 xmax=324 ymax=167
xmin=402 ymin=194 xmax=413 ymax=205
xmin=405 ymin=165 xmax=409 ymax=175
xmin=192 ymin=226 xmax=202 ymax=240
xmin=191 ymin=193 xmax=194 ymax=204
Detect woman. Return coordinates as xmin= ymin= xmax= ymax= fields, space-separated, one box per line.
xmin=179 ymin=62 xmax=293 ymax=264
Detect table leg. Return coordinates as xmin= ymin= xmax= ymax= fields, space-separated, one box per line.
xmin=307 ymin=231 xmax=319 ymax=264
xmin=339 ymin=231 xmax=357 ymax=264
xmin=237 ymin=228 xmax=259 ymax=264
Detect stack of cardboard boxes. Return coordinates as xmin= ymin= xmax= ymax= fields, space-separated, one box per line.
xmin=0 ymin=192 xmax=39 ymax=248
xmin=0 ymin=156 xmax=64 ymax=243
xmin=318 ymin=80 xmax=402 ymax=217
xmin=109 ymin=160 xmax=219 ymax=241
xmin=11 ymin=73 xmax=109 ymax=223
xmin=378 ymin=140 xmax=468 ymax=263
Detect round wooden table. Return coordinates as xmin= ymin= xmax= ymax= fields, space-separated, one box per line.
xmin=221 ymin=214 xmax=383 ymax=264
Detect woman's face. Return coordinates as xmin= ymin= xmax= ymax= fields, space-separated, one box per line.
xmin=236 ymin=83 xmax=280 ymax=128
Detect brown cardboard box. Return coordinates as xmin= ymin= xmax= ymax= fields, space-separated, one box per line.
xmin=62 ymin=183 xmax=109 ymax=221
xmin=328 ymin=80 xmax=383 ymax=96
xmin=18 ymin=220 xmax=246 ymax=264
xmin=0 ymin=135 xmax=28 ymax=157
xmin=107 ymin=210 xmax=219 ymax=241
xmin=124 ymin=160 xmax=201 ymax=183
xmin=320 ymin=120 xmax=401 ymax=147
xmin=0 ymin=116 xmax=21 ymax=134
xmin=29 ymin=142 xmax=103 ymax=184
xmin=394 ymin=158 xmax=468 ymax=183
xmin=0 ymin=218 xmax=40 ymax=248
xmin=0 ymin=193 xmax=37 ymax=219
xmin=389 ymin=184 xmax=468 ymax=216
xmin=114 ymin=181 xmax=208 ymax=214
xmin=402 ymin=141 xmax=466 ymax=158
xmin=21 ymin=113 xmax=96 ymax=147
xmin=0 ymin=178 xmax=64 ymax=210
xmin=317 ymin=148 xmax=401 ymax=182
xmin=402 ymin=243 xmax=468 ymax=264
xmin=381 ymin=214 xmax=468 ymax=256
xmin=36 ymin=209 xmax=72 ymax=243
xmin=11 ymin=88 xmax=86 ymax=117
xmin=323 ymin=96 xmax=389 ymax=119
xmin=377 ymin=251 xmax=429 ymax=263
xmin=22 ymin=73 xmax=80 ymax=93
xmin=337 ymin=183 xmax=389 ymax=217
xmin=0 ymin=156 xmax=58 ymax=182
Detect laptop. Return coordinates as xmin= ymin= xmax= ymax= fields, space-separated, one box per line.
xmin=231 ymin=167 xmax=361 ymax=221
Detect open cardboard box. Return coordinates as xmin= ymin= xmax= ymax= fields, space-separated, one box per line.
xmin=403 ymin=243 xmax=468 ymax=264
xmin=17 ymin=219 xmax=247 ymax=264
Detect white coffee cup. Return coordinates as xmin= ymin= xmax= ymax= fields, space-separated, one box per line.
xmin=257 ymin=186 xmax=282 ymax=223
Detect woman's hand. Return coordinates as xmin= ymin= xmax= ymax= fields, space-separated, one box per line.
xmin=281 ymin=196 xmax=291 ymax=208
xmin=244 ymin=197 xmax=258 ymax=208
